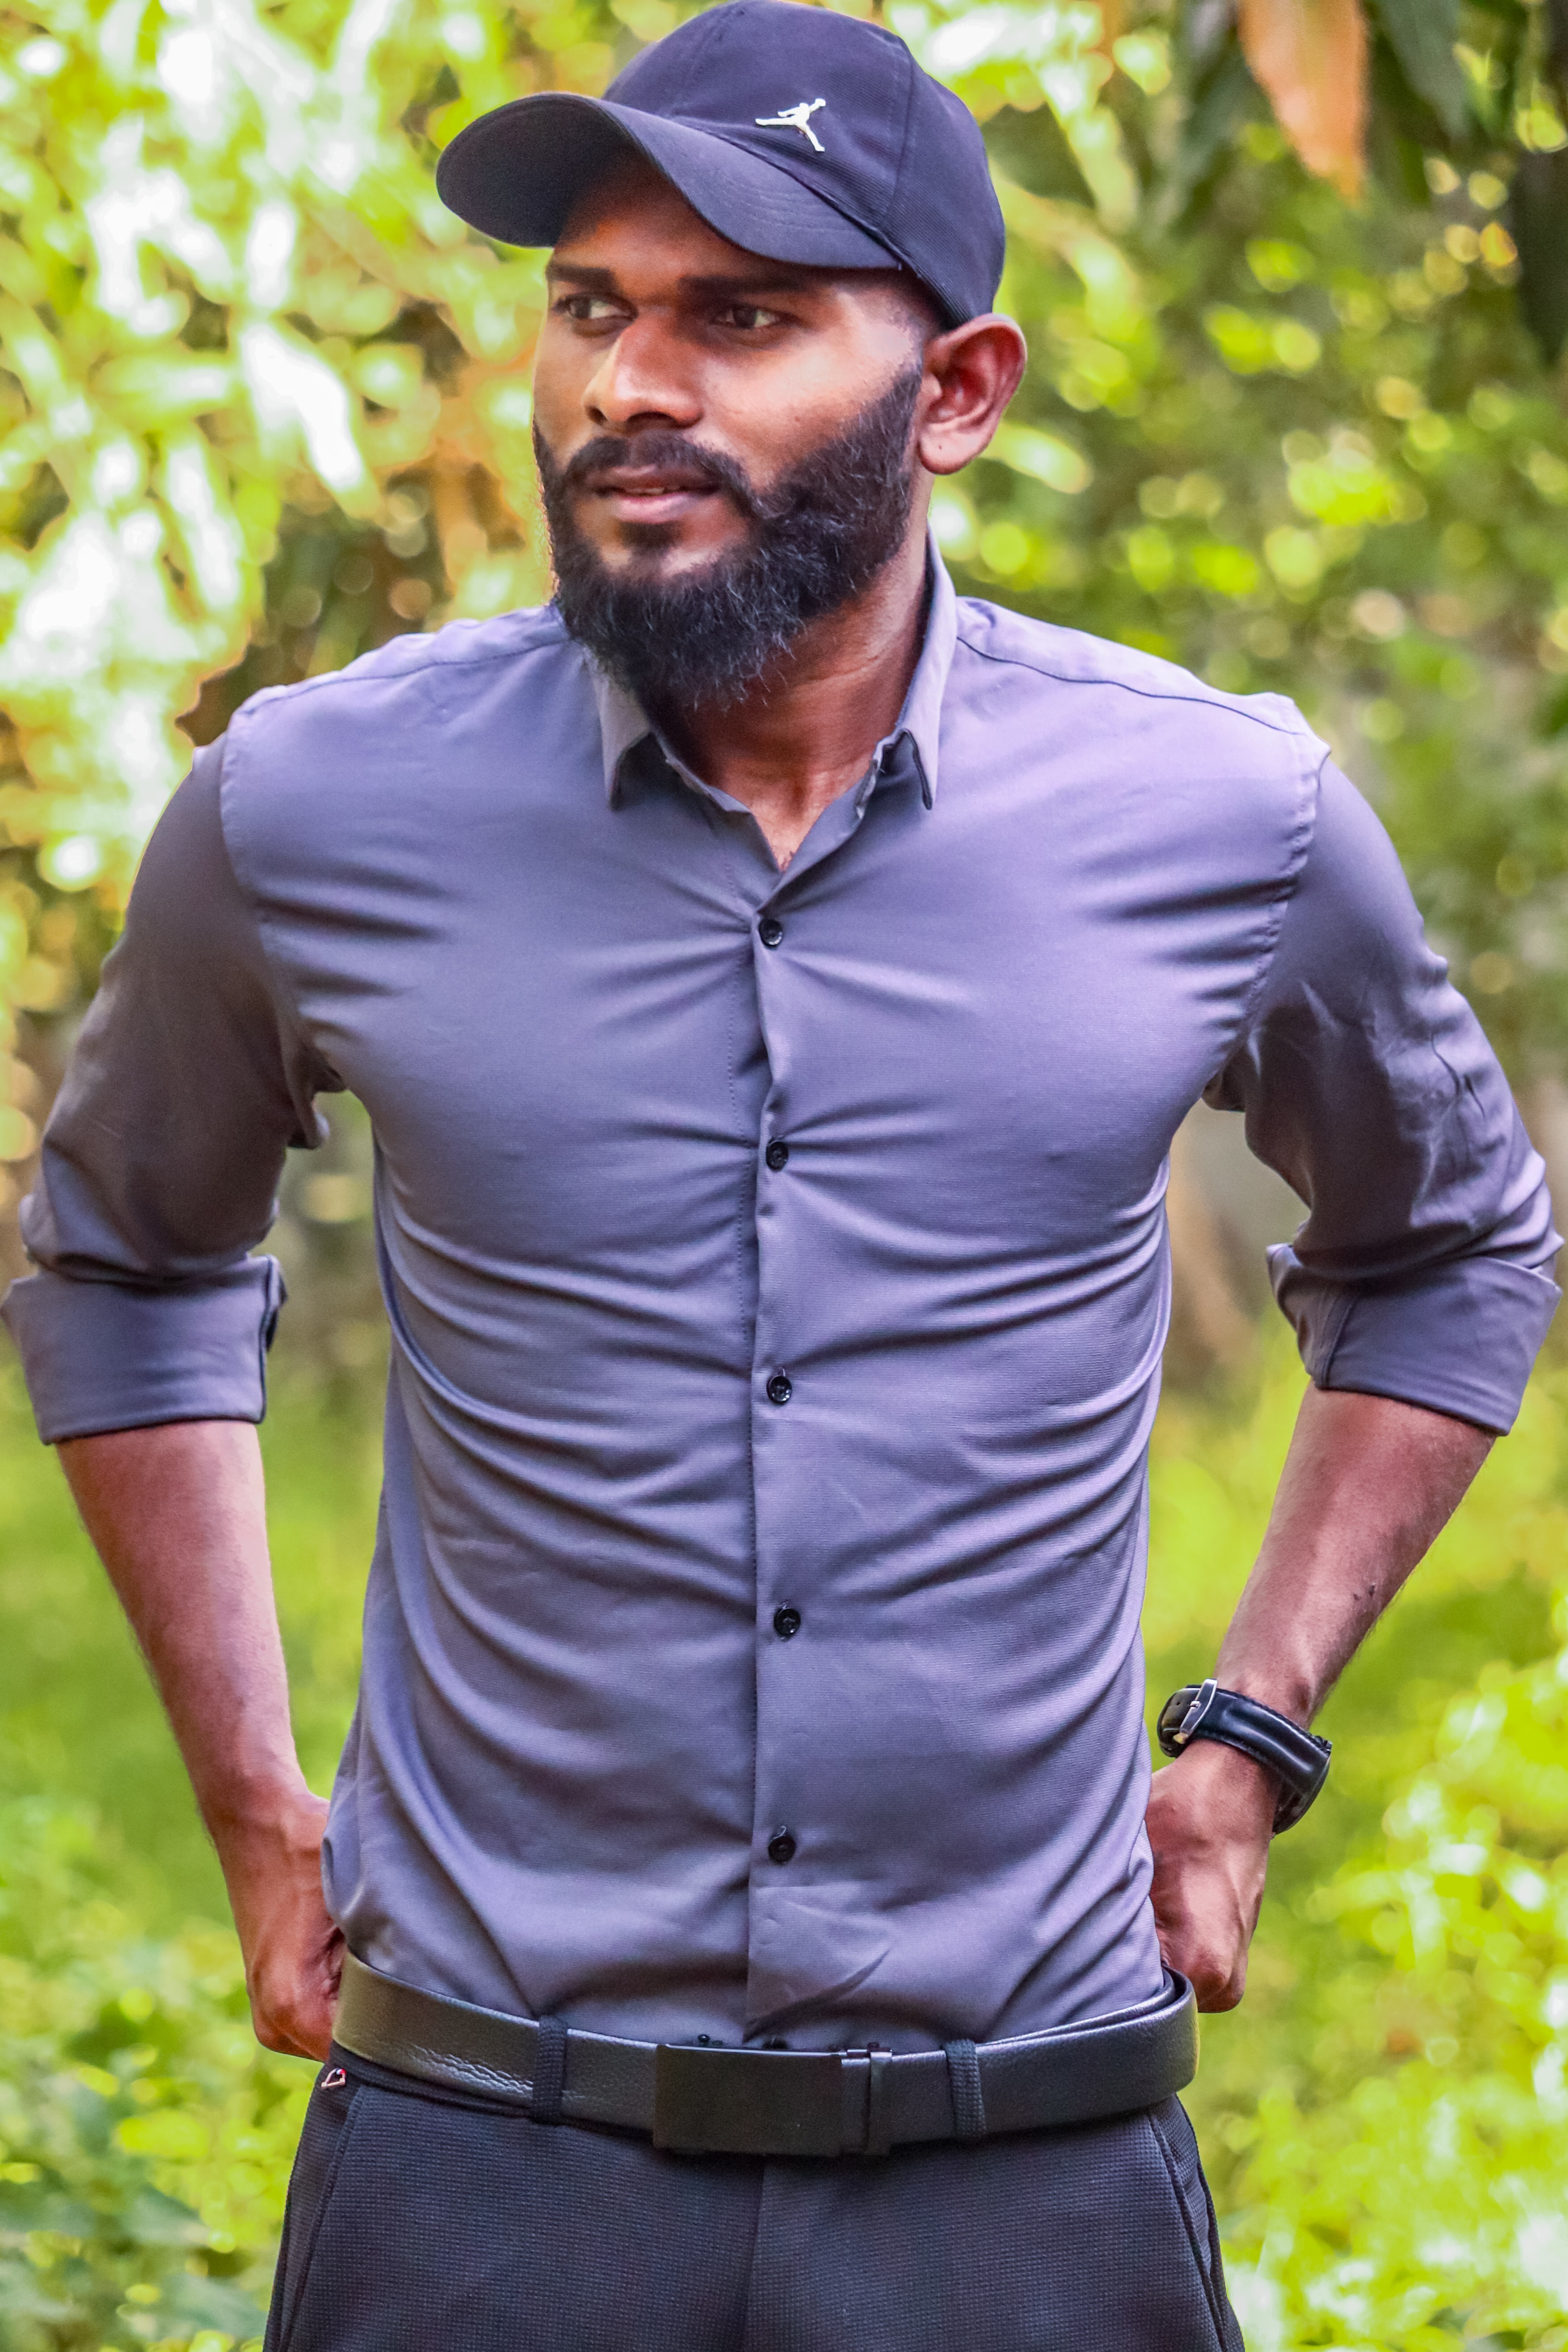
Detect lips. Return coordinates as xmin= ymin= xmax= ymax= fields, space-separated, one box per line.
xmin=582 ymin=466 xmax=720 ymax=500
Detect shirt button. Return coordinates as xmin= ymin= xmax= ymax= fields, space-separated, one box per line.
xmin=773 ymin=1605 xmax=802 ymax=1639
xmin=758 ymin=915 xmax=785 ymax=948
xmin=767 ymin=1829 xmax=797 ymax=1865
xmin=766 ymin=1370 xmax=792 ymax=1406
xmin=765 ymin=1140 xmax=790 ymax=1171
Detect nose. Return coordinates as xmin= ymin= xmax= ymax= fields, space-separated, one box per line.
xmin=582 ymin=313 xmax=703 ymax=435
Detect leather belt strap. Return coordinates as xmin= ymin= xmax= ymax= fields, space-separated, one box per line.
xmin=334 ymin=1951 xmax=1198 ymax=2157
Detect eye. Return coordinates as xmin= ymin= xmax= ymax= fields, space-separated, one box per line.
xmin=557 ymin=293 xmax=625 ymax=324
xmin=720 ymin=304 xmax=786 ymax=332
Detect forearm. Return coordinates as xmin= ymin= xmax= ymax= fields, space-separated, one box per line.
xmin=58 ymin=1418 xmax=338 ymax=2056
xmin=1149 ymin=1383 xmax=1492 ymax=2009
xmin=58 ymin=1419 xmax=309 ymax=1838
xmin=1212 ymin=1385 xmax=1493 ymax=1725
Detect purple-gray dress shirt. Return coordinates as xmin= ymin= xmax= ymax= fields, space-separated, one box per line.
xmin=4 ymin=550 xmax=1558 ymax=2051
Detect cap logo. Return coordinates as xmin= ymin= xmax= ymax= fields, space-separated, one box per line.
xmin=754 ymin=97 xmax=827 ymax=152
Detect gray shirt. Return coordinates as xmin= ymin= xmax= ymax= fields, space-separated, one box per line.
xmin=4 ymin=553 xmax=1557 ymax=2051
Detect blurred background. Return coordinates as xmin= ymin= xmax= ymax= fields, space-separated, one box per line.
xmin=3 ymin=0 xmax=1568 ymax=2343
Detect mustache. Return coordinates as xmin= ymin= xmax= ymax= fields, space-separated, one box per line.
xmin=544 ymin=430 xmax=793 ymax=525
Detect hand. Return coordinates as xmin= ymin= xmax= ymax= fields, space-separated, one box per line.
xmin=1145 ymin=1740 xmax=1275 ymax=2011
xmin=214 ymin=1789 xmax=343 ymax=2060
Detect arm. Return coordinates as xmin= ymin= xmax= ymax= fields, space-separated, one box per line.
xmin=58 ymin=1420 xmax=339 ymax=2058
xmin=1149 ymin=755 xmax=1558 ymax=2010
xmin=1148 ymin=1385 xmax=1490 ymax=2008
xmin=0 ymin=745 xmax=339 ymax=2052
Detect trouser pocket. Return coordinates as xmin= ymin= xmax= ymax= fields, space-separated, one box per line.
xmin=265 ymin=2054 xmax=363 ymax=2352
xmin=1146 ymin=2098 xmax=1244 ymax=2351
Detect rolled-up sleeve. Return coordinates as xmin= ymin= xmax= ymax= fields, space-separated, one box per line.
xmin=1207 ymin=757 xmax=1560 ymax=1434
xmin=1 ymin=741 xmax=329 ymax=1442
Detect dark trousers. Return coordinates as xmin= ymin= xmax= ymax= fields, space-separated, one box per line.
xmin=265 ymin=2047 xmax=1244 ymax=2351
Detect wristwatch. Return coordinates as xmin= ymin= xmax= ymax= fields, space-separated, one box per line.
xmin=1156 ymin=1679 xmax=1331 ymax=1832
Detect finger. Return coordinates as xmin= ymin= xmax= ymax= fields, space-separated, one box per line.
xmin=1190 ymin=1946 xmax=1248 ymax=2011
xmin=250 ymin=1969 xmax=337 ymax=2056
xmin=254 ymin=2006 xmax=334 ymax=2061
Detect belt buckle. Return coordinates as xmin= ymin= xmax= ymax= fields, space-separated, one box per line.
xmin=652 ymin=2043 xmax=844 ymax=2156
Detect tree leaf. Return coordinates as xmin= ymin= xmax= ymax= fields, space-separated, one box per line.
xmin=1368 ymin=0 xmax=1468 ymax=138
xmin=1237 ymin=0 xmax=1369 ymax=196
xmin=1168 ymin=44 xmax=1261 ymax=219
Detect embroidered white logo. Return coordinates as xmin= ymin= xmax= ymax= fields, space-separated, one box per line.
xmin=754 ymin=97 xmax=828 ymax=152
xmin=319 ymin=2066 xmax=348 ymax=2090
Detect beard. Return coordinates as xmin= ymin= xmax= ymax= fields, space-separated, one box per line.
xmin=534 ymin=365 xmax=923 ymax=715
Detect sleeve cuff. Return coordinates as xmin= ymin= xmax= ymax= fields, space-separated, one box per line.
xmin=1267 ymin=1248 xmax=1560 ymax=1434
xmin=0 ymin=1258 xmax=286 ymax=1443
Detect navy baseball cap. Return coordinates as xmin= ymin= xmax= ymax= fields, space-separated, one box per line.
xmin=435 ymin=0 xmax=1005 ymax=328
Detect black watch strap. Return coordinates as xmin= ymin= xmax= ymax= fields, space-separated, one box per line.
xmin=1156 ymin=1680 xmax=1331 ymax=1832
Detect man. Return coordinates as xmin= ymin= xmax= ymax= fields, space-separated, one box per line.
xmin=3 ymin=4 xmax=1558 ymax=2345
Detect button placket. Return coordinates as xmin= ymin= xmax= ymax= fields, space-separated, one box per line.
xmin=749 ymin=882 xmax=812 ymax=1928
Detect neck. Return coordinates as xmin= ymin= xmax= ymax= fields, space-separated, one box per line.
xmin=655 ymin=521 xmax=929 ymax=869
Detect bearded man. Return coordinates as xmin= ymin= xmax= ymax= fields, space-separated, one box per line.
xmin=4 ymin=5 xmax=1557 ymax=2347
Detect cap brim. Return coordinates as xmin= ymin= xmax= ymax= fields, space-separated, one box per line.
xmin=436 ymin=93 xmax=897 ymax=275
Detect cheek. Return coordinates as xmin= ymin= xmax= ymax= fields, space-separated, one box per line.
xmin=530 ymin=335 xmax=586 ymax=449
xmin=704 ymin=382 xmax=846 ymax=479
xmin=703 ymin=334 xmax=914 ymax=479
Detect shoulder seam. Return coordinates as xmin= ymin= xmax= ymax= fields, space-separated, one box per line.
xmin=953 ymin=620 xmax=1314 ymax=744
xmin=235 ymin=613 xmax=570 ymax=715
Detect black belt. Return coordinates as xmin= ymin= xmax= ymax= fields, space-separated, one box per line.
xmin=334 ymin=1950 xmax=1198 ymax=2158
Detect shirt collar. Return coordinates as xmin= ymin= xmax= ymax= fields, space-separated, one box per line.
xmin=592 ymin=535 xmax=958 ymax=811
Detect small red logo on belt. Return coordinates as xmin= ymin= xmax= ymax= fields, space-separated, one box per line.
xmin=319 ymin=2067 xmax=347 ymax=2090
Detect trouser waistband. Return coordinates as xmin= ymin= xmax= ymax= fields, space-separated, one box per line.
xmin=333 ymin=1950 xmax=1198 ymax=2159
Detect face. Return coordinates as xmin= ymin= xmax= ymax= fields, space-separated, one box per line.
xmin=532 ymin=158 xmax=934 ymax=588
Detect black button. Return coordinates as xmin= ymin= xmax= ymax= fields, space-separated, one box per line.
xmin=773 ymin=1605 xmax=802 ymax=1640
xmin=765 ymin=1370 xmax=792 ymax=1406
xmin=758 ymin=915 xmax=785 ymax=948
xmin=767 ymin=1829 xmax=797 ymax=1865
xmin=765 ymin=1140 xmax=790 ymax=1171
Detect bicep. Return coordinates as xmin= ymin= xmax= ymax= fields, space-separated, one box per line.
xmin=1211 ymin=758 xmax=1551 ymax=1280
xmin=23 ymin=739 xmax=324 ymax=1283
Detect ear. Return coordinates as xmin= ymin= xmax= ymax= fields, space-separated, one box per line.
xmin=916 ymin=316 xmax=1029 ymax=477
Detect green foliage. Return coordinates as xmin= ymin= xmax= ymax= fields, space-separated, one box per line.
xmin=0 ymin=1801 xmax=301 ymax=2351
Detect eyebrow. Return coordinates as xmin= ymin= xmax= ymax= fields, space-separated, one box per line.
xmin=545 ymin=260 xmax=825 ymax=302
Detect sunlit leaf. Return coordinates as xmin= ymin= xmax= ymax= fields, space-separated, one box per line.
xmin=989 ymin=420 xmax=1093 ymax=492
